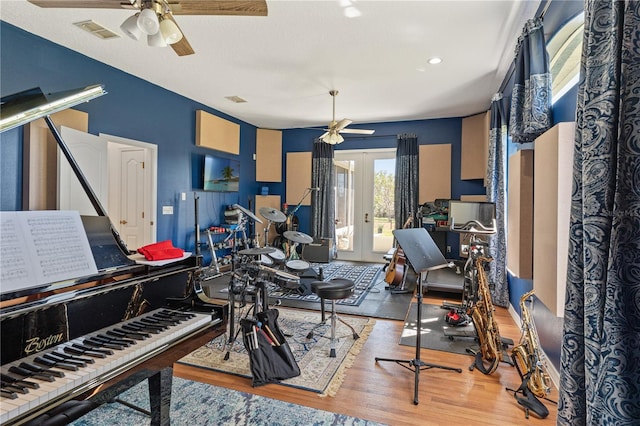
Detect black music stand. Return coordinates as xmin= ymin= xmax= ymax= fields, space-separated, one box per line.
xmin=375 ymin=228 xmax=462 ymax=405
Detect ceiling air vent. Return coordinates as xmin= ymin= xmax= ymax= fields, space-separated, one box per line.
xmin=73 ymin=20 xmax=120 ymax=40
xmin=225 ymin=96 xmax=247 ymax=104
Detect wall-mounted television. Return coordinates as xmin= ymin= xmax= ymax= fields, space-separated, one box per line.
xmin=203 ymin=155 xmax=240 ymax=192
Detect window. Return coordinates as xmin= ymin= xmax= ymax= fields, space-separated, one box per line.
xmin=548 ymin=12 xmax=584 ymax=104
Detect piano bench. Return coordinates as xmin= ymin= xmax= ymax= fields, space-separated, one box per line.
xmin=24 ymin=400 xmax=98 ymax=426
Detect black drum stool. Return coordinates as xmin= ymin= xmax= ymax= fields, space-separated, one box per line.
xmin=307 ymin=278 xmax=360 ymax=357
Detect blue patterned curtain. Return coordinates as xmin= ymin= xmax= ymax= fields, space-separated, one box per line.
xmin=394 ymin=134 xmax=419 ymax=229
xmin=486 ymin=94 xmax=509 ymax=307
xmin=558 ymin=1 xmax=640 ymax=424
xmin=509 ymin=17 xmax=552 ymax=143
xmin=311 ymin=139 xmax=335 ymax=242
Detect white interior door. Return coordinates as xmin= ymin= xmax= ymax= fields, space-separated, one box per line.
xmin=118 ymin=148 xmax=147 ymax=250
xmin=334 ymin=149 xmax=395 ymax=262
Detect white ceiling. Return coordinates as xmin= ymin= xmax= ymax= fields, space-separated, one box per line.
xmin=1 ymin=0 xmax=541 ymax=130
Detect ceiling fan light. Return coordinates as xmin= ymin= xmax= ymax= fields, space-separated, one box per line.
xmin=120 ymin=14 xmax=143 ymax=40
xmin=137 ymin=7 xmax=160 ymax=35
xmin=323 ymin=132 xmax=344 ymax=145
xmin=148 ymin=30 xmax=167 ymax=47
xmin=160 ymin=17 xmax=183 ymax=44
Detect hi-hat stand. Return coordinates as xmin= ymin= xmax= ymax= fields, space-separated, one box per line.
xmin=375 ymin=227 xmax=462 ymax=405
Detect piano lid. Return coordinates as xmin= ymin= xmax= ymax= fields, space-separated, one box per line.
xmin=0 ymin=84 xmax=106 ymax=133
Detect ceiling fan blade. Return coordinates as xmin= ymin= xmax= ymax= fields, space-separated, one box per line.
xmin=27 ymin=0 xmax=127 ymax=8
xmin=335 ymin=118 xmax=352 ymax=131
xmin=27 ymin=0 xmax=268 ymax=16
xmin=167 ymin=0 xmax=268 ymax=16
xmin=165 ymin=14 xmax=195 ymax=56
xmin=319 ymin=131 xmax=330 ymax=140
xmin=339 ymin=129 xmax=375 ymax=135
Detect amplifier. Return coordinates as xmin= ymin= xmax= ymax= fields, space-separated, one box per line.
xmin=302 ymin=238 xmax=333 ymax=263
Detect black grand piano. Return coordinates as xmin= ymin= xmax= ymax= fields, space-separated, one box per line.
xmin=0 ymin=86 xmax=227 ymax=425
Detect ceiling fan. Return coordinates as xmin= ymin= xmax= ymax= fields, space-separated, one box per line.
xmin=27 ymin=0 xmax=268 ymax=56
xmin=320 ymin=90 xmax=375 ymax=144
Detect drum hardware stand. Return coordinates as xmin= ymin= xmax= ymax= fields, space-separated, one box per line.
xmin=375 ymin=228 xmax=462 ymax=405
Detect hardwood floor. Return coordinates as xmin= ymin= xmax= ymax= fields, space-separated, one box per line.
xmin=171 ymin=293 xmax=559 ymax=425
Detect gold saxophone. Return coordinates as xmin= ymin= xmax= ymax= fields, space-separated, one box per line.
xmin=511 ymin=289 xmax=551 ymax=398
xmin=469 ymin=256 xmax=503 ymax=374
xmin=122 ymin=283 xmax=150 ymax=321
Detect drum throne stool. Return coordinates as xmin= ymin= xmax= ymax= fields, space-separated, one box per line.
xmin=306 ymin=278 xmax=360 ymax=357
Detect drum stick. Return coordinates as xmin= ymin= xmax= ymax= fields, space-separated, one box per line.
xmin=263 ymin=325 xmax=280 ymax=346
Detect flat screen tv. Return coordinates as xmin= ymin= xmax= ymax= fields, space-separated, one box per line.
xmin=203 ymin=155 xmax=240 ymax=192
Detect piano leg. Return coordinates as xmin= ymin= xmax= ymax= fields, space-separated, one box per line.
xmin=90 ymin=367 xmax=172 ymax=426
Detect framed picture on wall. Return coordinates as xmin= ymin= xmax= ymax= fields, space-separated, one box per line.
xmin=203 ymin=155 xmax=240 ymax=192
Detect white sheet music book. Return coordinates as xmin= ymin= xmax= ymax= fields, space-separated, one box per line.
xmin=0 ymin=210 xmax=98 ymax=294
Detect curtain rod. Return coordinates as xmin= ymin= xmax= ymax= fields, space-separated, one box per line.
xmin=497 ymin=0 xmax=552 ymax=94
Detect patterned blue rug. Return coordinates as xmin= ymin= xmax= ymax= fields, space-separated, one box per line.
xmin=268 ymin=263 xmax=383 ymax=306
xmin=70 ymin=377 xmax=386 ymax=426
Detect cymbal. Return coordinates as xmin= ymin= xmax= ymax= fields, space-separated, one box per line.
xmin=232 ymin=203 xmax=263 ymax=224
xmin=238 ymin=247 xmax=276 ymax=256
xmin=259 ymin=207 xmax=286 ymax=223
xmin=283 ymin=231 xmax=313 ymax=244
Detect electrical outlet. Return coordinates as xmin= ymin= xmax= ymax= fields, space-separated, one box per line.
xmin=446 ymin=245 xmax=451 ymax=253
xmin=181 ymin=192 xmax=186 ymax=201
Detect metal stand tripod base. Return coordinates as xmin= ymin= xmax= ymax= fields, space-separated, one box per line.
xmin=374 ymin=357 xmax=462 ymax=405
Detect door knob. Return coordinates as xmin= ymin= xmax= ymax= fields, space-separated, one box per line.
xmin=120 ymin=219 xmax=128 ymax=225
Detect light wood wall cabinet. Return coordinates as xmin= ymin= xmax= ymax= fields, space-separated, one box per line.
xmin=255 ymin=195 xmax=281 ymax=246
xmin=195 ymin=110 xmax=240 ymax=154
xmin=507 ymin=149 xmax=534 ymax=279
xmin=533 ymin=122 xmax=575 ymax=317
xmin=256 ymin=129 xmax=282 ymax=182
xmin=286 ymin=152 xmax=312 ymax=206
xmin=460 ymin=111 xmax=490 ymax=181
xmin=418 ymin=144 xmax=451 ymax=203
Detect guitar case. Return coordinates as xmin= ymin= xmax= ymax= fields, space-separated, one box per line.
xmin=240 ymin=308 xmax=301 ymax=387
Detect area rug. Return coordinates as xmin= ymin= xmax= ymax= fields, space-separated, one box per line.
xmin=70 ymin=376 xmax=386 ymax=426
xmin=268 ymin=263 xmax=383 ymax=307
xmin=177 ymin=308 xmax=375 ymax=397
xmin=399 ymin=303 xmax=477 ymax=355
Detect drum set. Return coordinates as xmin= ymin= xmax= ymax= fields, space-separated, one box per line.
xmin=222 ymin=203 xmax=317 ymax=293
xmin=221 ymin=204 xmax=318 ymax=357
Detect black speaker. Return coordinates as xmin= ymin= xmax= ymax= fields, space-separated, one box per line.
xmin=302 ymin=238 xmax=333 ymax=263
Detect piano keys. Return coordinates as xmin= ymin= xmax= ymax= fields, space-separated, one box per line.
xmin=0 ymin=308 xmax=221 ymax=425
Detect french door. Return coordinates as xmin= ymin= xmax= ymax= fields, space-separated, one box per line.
xmin=334 ymin=149 xmax=395 ymax=262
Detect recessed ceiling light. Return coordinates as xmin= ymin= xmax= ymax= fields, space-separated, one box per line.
xmin=428 ymin=57 xmax=443 ymax=65
xmin=344 ymin=6 xmax=362 ymax=18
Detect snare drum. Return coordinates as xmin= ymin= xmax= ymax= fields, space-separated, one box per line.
xmin=267 ymin=248 xmax=286 ymax=264
xmin=274 ymin=271 xmax=300 ymax=290
xmin=285 ymin=259 xmax=310 ymax=272
xmin=260 ymin=254 xmax=273 ymax=266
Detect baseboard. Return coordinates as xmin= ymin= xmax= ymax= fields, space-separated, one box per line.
xmin=507 ymin=304 xmax=560 ymax=390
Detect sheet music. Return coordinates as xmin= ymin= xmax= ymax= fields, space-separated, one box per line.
xmin=0 ymin=211 xmax=98 ymax=294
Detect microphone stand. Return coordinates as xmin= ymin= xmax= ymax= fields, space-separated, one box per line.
xmin=287 ymin=188 xmax=316 ymax=231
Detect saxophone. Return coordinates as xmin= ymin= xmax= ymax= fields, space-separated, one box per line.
xmin=511 ymin=289 xmax=551 ymax=398
xmin=469 ymin=256 xmax=503 ymax=374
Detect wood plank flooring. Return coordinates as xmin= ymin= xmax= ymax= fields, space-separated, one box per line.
xmin=171 ymin=293 xmax=559 ymax=425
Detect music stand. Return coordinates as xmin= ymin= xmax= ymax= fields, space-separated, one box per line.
xmin=375 ymin=228 xmax=462 ymax=405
